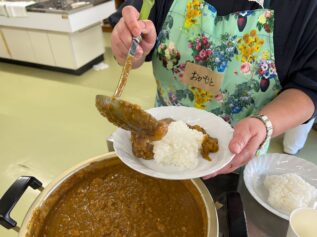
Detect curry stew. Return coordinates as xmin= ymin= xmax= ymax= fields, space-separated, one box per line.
xmin=26 ymin=158 xmax=208 ymax=237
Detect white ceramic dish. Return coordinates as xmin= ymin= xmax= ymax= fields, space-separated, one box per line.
xmin=244 ymin=153 xmax=317 ymax=220
xmin=112 ymin=106 xmax=234 ymax=180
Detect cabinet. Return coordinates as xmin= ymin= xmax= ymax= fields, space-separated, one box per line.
xmin=29 ymin=31 xmax=55 ymax=66
xmin=0 ymin=29 xmax=11 ymax=59
xmin=0 ymin=29 xmax=56 ymax=66
xmin=2 ymin=28 xmax=35 ymax=62
xmin=0 ymin=24 xmax=104 ymax=71
xmin=48 ymin=32 xmax=76 ymax=69
xmin=48 ymin=25 xmax=104 ymax=69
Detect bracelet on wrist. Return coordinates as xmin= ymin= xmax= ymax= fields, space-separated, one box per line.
xmin=250 ymin=114 xmax=273 ymax=155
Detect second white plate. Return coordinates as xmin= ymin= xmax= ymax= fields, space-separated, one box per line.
xmin=244 ymin=153 xmax=317 ymax=220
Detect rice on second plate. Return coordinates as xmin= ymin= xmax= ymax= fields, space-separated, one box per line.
xmin=264 ymin=173 xmax=317 ymax=214
xmin=153 ymin=120 xmax=204 ymax=169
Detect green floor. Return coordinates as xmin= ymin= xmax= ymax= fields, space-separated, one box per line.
xmin=0 ymin=33 xmax=316 ymax=236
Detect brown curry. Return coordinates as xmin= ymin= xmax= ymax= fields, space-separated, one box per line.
xmin=131 ymin=118 xmax=219 ymax=161
xmin=28 ymin=159 xmax=207 ymax=237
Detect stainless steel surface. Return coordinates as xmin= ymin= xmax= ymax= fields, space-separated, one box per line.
xmin=26 ymin=0 xmax=110 ymax=14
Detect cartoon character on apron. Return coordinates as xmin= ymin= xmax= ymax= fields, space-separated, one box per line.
xmin=152 ymin=0 xmax=281 ymax=127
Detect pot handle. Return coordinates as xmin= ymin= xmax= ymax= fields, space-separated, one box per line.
xmin=0 ymin=176 xmax=43 ymax=231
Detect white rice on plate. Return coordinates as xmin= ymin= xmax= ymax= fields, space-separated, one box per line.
xmin=264 ymin=173 xmax=317 ymax=214
xmin=152 ymin=120 xmax=205 ymax=169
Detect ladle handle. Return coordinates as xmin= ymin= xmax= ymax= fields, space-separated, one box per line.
xmin=140 ymin=0 xmax=154 ymax=20
xmin=0 ymin=176 xmax=43 ymax=230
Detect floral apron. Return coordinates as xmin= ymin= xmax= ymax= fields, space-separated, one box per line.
xmin=152 ymin=0 xmax=281 ymax=127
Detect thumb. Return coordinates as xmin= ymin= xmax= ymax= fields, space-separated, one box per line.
xmin=139 ymin=20 xmax=155 ymax=34
xmin=229 ymin=130 xmax=252 ymax=154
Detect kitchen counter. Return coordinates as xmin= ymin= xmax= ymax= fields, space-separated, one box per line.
xmin=0 ymin=0 xmax=115 ymax=32
xmin=0 ymin=0 xmax=115 ymax=74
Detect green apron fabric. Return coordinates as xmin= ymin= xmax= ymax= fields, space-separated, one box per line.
xmin=152 ymin=0 xmax=281 ymax=127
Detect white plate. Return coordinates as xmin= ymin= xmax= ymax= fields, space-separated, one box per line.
xmin=112 ymin=106 xmax=234 ymax=180
xmin=244 ymin=153 xmax=317 ymax=220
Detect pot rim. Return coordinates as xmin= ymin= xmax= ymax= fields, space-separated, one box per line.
xmin=19 ymin=152 xmax=219 ymax=237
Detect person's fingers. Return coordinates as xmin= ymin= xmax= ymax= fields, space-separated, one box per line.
xmin=115 ymin=18 xmax=132 ymax=49
xmin=203 ymin=128 xmax=251 ymax=179
xmin=229 ymin=127 xmax=252 ymax=154
xmin=125 ymin=20 xmax=155 ymax=58
xmin=202 ymin=171 xmax=219 ymax=180
xmin=204 ymin=118 xmax=269 ymax=180
xmin=112 ymin=19 xmax=145 ymax=63
xmin=234 ymin=134 xmax=262 ymax=165
xmin=212 ymin=133 xmax=262 ymax=177
xmin=140 ymin=20 xmax=156 ymax=37
xmin=122 ymin=6 xmax=141 ymax=36
xmin=111 ymin=28 xmax=129 ymax=65
xmin=112 ymin=20 xmax=155 ymax=61
xmin=112 ymin=6 xmax=156 ymax=65
xmin=133 ymin=45 xmax=144 ymax=61
xmin=139 ymin=20 xmax=157 ymax=55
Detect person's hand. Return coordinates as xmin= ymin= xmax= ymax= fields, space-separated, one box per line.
xmin=111 ymin=6 xmax=157 ymax=67
xmin=203 ymin=117 xmax=267 ymax=179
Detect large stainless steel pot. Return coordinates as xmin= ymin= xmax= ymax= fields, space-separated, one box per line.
xmin=0 ymin=152 xmax=219 ymax=237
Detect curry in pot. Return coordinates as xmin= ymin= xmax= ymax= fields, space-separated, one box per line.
xmin=28 ymin=159 xmax=208 ymax=237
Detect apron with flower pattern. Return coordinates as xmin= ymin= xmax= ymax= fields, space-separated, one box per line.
xmin=152 ymin=0 xmax=281 ymax=129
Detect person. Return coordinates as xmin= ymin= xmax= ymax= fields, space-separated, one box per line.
xmin=108 ymin=0 xmax=317 ymax=177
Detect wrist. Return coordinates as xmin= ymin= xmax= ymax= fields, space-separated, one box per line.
xmin=250 ymin=114 xmax=273 ymax=154
xmin=250 ymin=114 xmax=273 ymax=140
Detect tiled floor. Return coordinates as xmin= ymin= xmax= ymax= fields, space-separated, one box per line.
xmin=0 ymin=33 xmax=316 ymax=236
